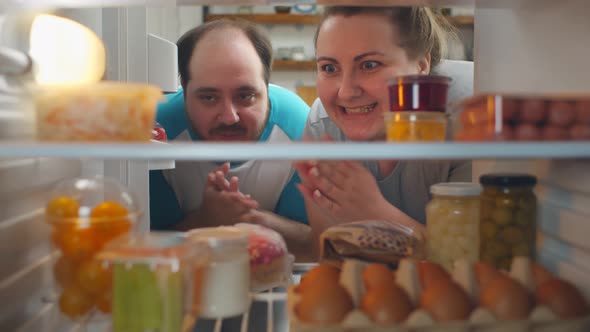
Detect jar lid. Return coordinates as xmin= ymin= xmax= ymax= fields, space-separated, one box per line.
xmin=186 ymin=226 xmax=249 ymax=250
xmin=430 ymin=182 xmax=482 ymax=196
xmin=479 ymin=174 xmax=537 ymax=187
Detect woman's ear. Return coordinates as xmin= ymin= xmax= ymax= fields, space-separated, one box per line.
xmin=418 ymin=54 xmax=431 ymax=74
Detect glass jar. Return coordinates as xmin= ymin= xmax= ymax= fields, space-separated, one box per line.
xmin=187 ymin=227 xmax=250 ymax=319
xmin=385 ymin=75 xmax=451 ymax=142
xmin=426 ymin=182 xmax=482 ymax=271
xmin=479 ymin=174 xmax=537 ymax=270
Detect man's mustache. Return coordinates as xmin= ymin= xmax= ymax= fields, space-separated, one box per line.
xmin=210 ymin=124 xmax=247 ymax=134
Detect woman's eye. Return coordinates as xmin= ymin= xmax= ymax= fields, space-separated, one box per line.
xmin=361 ymin=61 xmax=380 ymax=70
xmin=320 ymin=64 xmax=337 ymax=73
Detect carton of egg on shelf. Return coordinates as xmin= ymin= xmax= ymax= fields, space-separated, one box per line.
xmin=450 ymin=94 xmax=590 ymax=141
xmin=287 ymin=257 xmax=590 ymax=332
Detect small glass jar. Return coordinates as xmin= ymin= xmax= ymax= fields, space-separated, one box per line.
xmin=385 ymin=75 xmax=451 ymax=142
xmin=479 ymin=174 xmax=537 ymax=270
xmin=187 ymin=227 xmax=250 ymax=319
xmin=426 ymin=182 xmax=482 ymax=271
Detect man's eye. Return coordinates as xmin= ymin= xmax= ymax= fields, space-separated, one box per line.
xmin=320 ymin=64 xmax=337 ymax=73
xmin=361 ymin=61 xmax=380 ymax=70
xmin=238 ymin=93 xmax=255 ymax=101
xmin=199 ymin=95 xmax=216 ymax=103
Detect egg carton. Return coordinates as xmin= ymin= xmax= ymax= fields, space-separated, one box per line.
xmin=287 ymin=258 xmax=590 ymax=332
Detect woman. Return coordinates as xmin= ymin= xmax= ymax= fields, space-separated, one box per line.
xmin=295 ymin=6 xmax=472 ymax=253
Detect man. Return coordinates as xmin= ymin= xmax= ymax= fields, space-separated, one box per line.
xmin=149 ymin=19 xmax=312 ymax=259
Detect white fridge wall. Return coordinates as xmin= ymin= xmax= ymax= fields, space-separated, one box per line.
xmin=474 ymin=0 xmax=590 ymax=295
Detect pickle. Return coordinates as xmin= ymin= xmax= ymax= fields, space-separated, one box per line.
xmin=492 ymin=208 xmax=513 ymax=226
xmin=512 ymin=243 xmax=530 ymax=256
xmin=501 ymin=227 xmax=524 ymax=244
xmin=481 ymin=221 xmax=498 ymax=240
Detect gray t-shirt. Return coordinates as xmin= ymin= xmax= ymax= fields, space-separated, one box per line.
xmin=304 ymin=101 xmax=471 ymax=224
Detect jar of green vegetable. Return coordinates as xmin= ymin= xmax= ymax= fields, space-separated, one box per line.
xmin=479 ymin=174 xmax=537 ymax=270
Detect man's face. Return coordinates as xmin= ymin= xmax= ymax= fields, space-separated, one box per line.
xmin=185 ymin=28 xmax=269 ymax=141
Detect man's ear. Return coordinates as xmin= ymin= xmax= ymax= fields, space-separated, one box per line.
xmin=418 ymin=53 xmax=431 ymax=74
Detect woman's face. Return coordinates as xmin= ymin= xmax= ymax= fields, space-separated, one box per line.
xmin=315 ymin=14 xmax=429 ymax=141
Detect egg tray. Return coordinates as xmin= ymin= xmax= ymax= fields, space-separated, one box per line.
xmin=287 ymin=259 xmax=590 ymax=332
xmin=451 ymin=94 xmax=590 ymax=141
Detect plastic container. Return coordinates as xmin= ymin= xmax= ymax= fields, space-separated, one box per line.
xmin=98 ymin=232 xmax=197 ymax=332
xmin=479 ymin=174 xmax=537 ymax=270
xmin=426 ymin=182 xmax=482 ymax=271
xmin=452 ymin=94 xmax=590 ymax=141
xmin=319 ymin=220 xmax=426 ymax=266
xmin=187 ymin=227 xmax=251 ymax=319
xmin=45 ymin=177 xmax=139 ymax=320
xmin=235 ymin=223 xmax=294 ymax=292
xmin=385 ymin=75 xmax=451 ymax=142
xmin=384 ymin=111 xmax=447 ymax=142
xmin=35 ymin=81 xmax=163 ymax=141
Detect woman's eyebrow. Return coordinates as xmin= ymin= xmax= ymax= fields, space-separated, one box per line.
xmin=316 ymin=56 xmax=338 ymax=62
xmin=354 ymin=51 xmax=385 ymax=62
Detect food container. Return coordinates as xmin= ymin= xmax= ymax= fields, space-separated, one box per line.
xmin=45 ymin=177 xmax=139 ymax=320
xmin=452 ymin=94 xmax=590 ymax=141
xmin=234 ymin=223 xmax=294 ymax=292
xmin=479 ymin=174 xmax=537 ymax=270
xmin=288 ymin=258 xmax=590 ymax=332
xmin=426 ymin=182 xmax=482 ymax=271
xmin=35 ymin=81 xmax=163 ymax=141
xmin=385 ymin=75 xmax=451 ymax=142
xmin=99 ymin=232 xmax=197 ymax=332
xmin=319 ymin=220 xmax=425 ymax=266
xmin=187 ymin=227 xmax=251 ymax=319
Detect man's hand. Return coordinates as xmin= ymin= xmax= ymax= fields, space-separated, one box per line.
xmin=199 ymin=184 xmax=259 ymax=227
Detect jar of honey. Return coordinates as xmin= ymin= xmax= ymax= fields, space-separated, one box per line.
xmin=385 ymin=75 xmax=451 ymax=142
xmin=479 ymin=174 xmax=537 ymax=270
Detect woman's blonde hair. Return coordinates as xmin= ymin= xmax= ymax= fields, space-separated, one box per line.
xmin=314 ymin=7 xmax=457 ymax=68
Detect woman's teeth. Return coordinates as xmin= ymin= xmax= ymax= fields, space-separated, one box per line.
xmin=343 ymin=103 xmax=376 ymax=114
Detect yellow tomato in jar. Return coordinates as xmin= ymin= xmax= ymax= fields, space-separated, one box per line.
xmin=54 ymin=227 xmax=100 ymax=261
xmin=90 ymin=201 xmax=132 ymax=245
xmin=53 ymin=255 xmax=79 ymax=288
xmin=59 ymin=285 xmax=94 ymax=319
xmin=77 ymin=259 xmax=111 ymax=295
xmin=46 ymin=196 xmax=79 ymax=219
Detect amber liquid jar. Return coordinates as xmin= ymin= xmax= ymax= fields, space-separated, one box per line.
xmin=479 ymin=174 xmax=537 ymax=270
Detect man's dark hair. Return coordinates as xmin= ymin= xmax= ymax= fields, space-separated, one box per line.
xmin=177 ymin=19 xmax=273 ymax=90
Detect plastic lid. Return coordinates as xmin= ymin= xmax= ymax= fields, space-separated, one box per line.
xmin=430 ymin=182 xmax=482 ymax=196
xmin=390 ymin=74 xmax=452 ymax=85
xmin=99 ymin=232 xmax=194 ymax=269
xmin=46 ymin=176 xmax=140 ymax=225
xmin=479 ymin=174 xmax=537 ymax=187
xmin=186 ymin=226 xmax=249 ymax=251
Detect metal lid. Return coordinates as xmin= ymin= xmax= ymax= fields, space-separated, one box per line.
xmin=479 ymin=173 xmax=538 ymax=187
xmin=186 ymin=226 xmax=249 ymax=250
xmin=430 ymin=182 xmax=482 ymax=196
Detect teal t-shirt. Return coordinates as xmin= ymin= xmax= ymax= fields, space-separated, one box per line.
xmin=149 ymin=84 xmax=310 ymax=230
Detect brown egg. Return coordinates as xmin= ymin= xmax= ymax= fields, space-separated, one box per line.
xmin=536 ymin=278 xmax=589 ymax=318
xmin=575 ymin=100 xmax=590 ymax=124
xmin=531 ymin=263 xmax=553 ymax=287
xmin=418 ymin=261 xmax=451 ymax=289
xmin=296 ymin=263 xmax=340 ymax=294
xmin=295 ymin=283 xmax=353 ymax=324
xmin=481 ymin=276 xmax=533 ymax=320
xmin=474 ymin=261 xmax=501 ymax=290
xmin=520 ymin=99 xmax=547 ymax=124
xmin=501 ymin=99 xmax=520 ymax=122
xmin=514 ymin=124 xmax=542 ymax=141
xmin=570 ymin=124 xmax=590 ymax=140
xmin=548 ymin=101 xmax=576 ymax=127
xmin=541 ymin=126 xmax=569 ymax=141
xmin=420 ymin=279 xmax=473 ymax=322
xmin=363 ymin=263 xmax=395 ymax=291
xmin=361 ymin=283 xmax=413 ymax=325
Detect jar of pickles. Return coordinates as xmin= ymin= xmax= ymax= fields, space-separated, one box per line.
xmin=479 ymin=174 xmax=537 ymax=270
xmin=426 ymin=182 xmax=482 ymax=271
